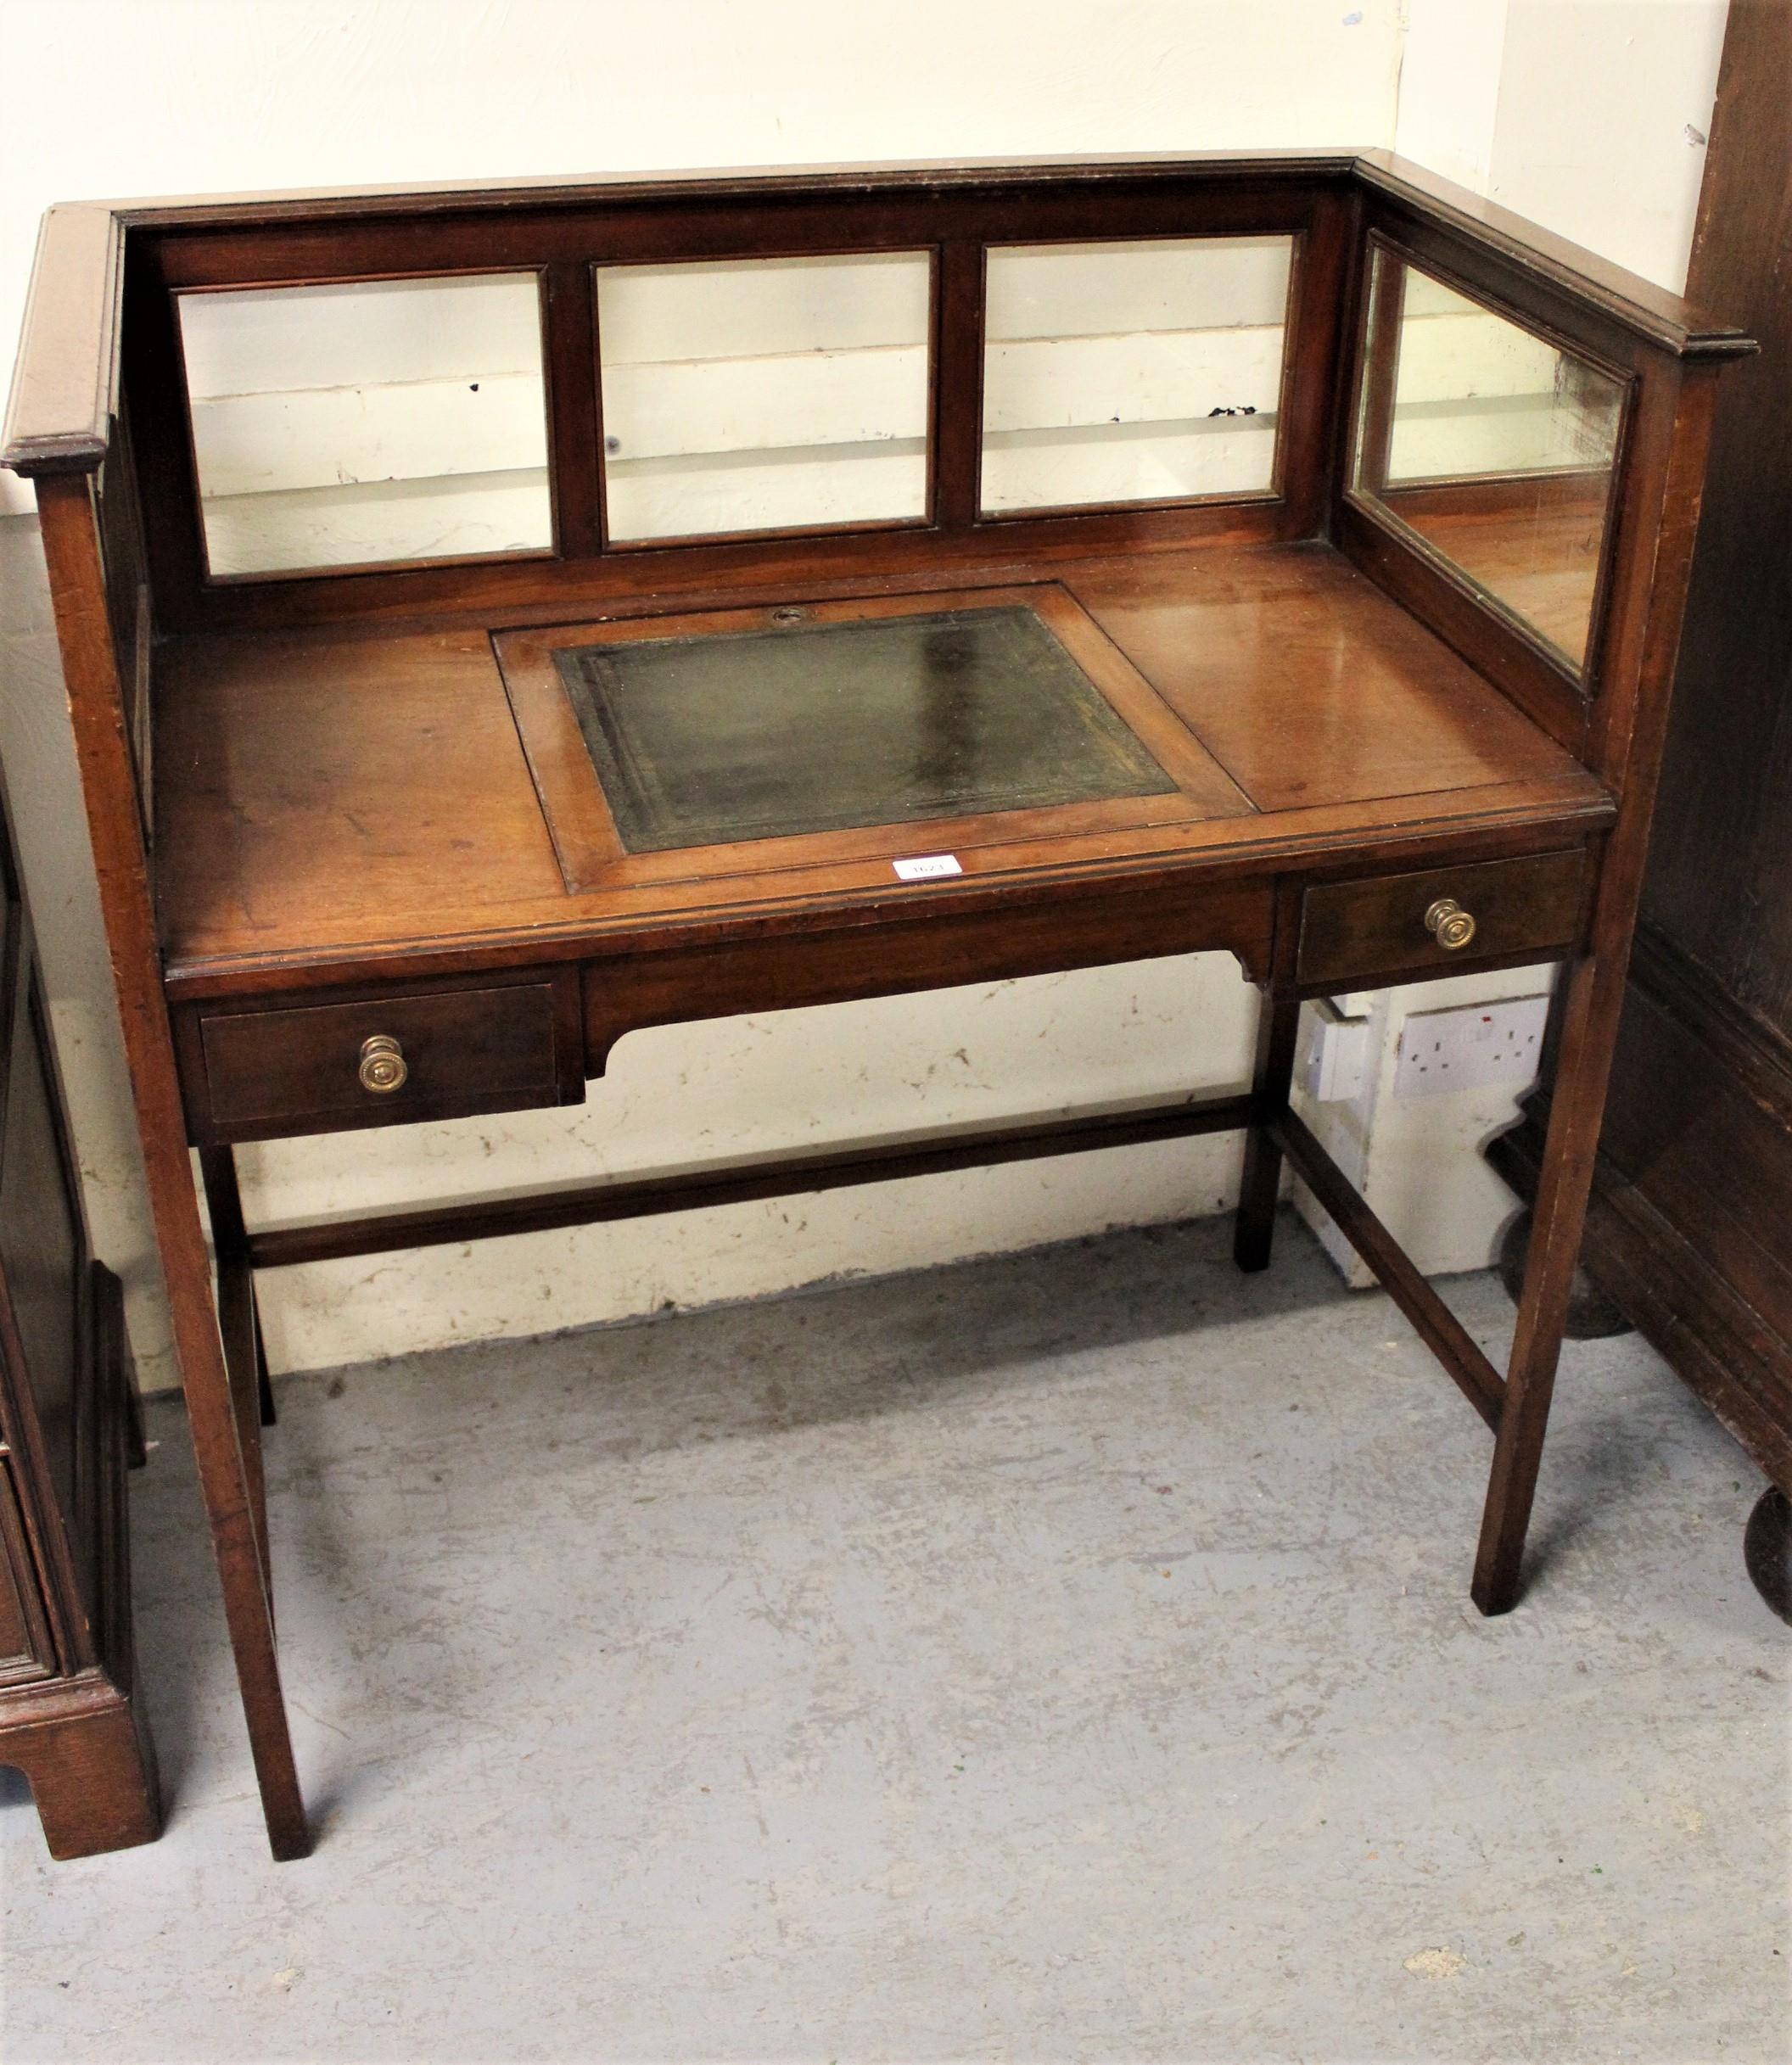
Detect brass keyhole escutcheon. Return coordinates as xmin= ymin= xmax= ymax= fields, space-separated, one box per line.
xmin=1424 ymin=897 xmax=1477 ymax=951
xmin=358 ymin=1033 xmax=407 ymax=1094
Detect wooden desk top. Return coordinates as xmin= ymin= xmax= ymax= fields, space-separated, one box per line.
xmin=154 ymin=538 xmax=1610 ymax=999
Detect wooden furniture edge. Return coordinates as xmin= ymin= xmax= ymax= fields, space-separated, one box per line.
xmin=1354 ymin=152 xmax=1756 ymax=361
xmin=155 ymin=787 xmax=1617 ymax=1004
xmin=0 ymin=206 xmax=123 ymax=478
xmin=0 ymin=156 xmax=1753 ymax=483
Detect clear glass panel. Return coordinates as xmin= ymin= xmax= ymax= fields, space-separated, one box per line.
xmin=1352 ymin=248 xmax=1624 ymax=670
xmin=596 ymin=252 xmax=932 ymax=543
xmin=179 ymin=274 xmax=553 ymax=577
xmin=980 ymin=235 xmax=1293 ymax=515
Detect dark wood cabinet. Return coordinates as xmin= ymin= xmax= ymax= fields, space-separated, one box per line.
xmin=0 ymin=770 xmax=159 ymax=1858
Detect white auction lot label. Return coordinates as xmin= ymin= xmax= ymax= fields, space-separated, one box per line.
xmin=891 ymin=853 xmax=963 ymax=881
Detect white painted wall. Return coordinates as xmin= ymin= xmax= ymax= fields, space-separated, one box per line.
xmin=0 ymin=0 xmax=1731 ymax=1385
xmin=1395 ymin=0 xmax=1726 ymax=295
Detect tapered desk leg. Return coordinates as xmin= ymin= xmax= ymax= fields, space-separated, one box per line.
xmin=37 ymin=475 xmax=310 ymax=1861
xmin=1235 ymin=881 xmax=1304 ymax=1273
xmin=180 ymin=1292 xmax=310 ymax=1859
xmin=1235 ymin=983 xmax=1302 ymax=1273
xmin=255 ymin=1305 xmax=278 ymax=1429
xmin=1473 ymin=952 xmax=1614 ymax=1615
xmin=201 ymin=1148 xmax=272 ymax=1621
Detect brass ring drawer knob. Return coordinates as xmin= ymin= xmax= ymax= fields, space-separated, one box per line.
xmin=358 ymin=1034 xmax=407 ymax=1094
xmin=1425 ymin=897 xmax=1477 ymax=951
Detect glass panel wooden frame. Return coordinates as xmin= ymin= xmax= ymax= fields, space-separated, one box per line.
xmin=595 ymin=249 xmax=936 ymax=548
xmin=978 ymin=233 xmax=1299 ymax=518
xmin=176 ymin=271 xmax=555 ymax=581
xmin=1345 ymin=235 xmax=1632 ymax=682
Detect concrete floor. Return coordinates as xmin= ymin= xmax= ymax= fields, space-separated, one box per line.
xmin=1 ymin=1210 xmax=1784 ymax=2062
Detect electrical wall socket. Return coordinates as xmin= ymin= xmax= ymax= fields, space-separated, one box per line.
xmin=1393 ymin=993 xmax=1549 ymax=1100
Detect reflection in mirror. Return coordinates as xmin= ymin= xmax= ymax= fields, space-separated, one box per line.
xmin=597 ymin=253 xmax=932 ymax=543
xmin=179 ymin=275 xmax=553 ymax=577
xmin=1352 ymin=248 xmax=1624 ymax=669
xmin=980 ymin=236 xmax=1293 ymax=514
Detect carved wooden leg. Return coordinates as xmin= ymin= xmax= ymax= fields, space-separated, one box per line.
xmin=1473 ymin=953 xmax=1618 ymax=1615
xmin=1 ymin=1685 xmax=161 ymax=1861
xmin=1234 ymin=982 xmax=1302 ymax=1273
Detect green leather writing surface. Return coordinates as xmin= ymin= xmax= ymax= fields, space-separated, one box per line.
xmin=554 ymin=605 xmax=1177 ymax=853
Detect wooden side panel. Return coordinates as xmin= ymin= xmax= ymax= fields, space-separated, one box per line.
xmin=1600 ymin=956 xmax=1792 ymax=1352
xmin=1642 ymin=0 xmax=1792 ymax=1040
xmin=0 ymin=1463 xmax=57 ymax=1686
xmin=0 ymin=984 xmax=86 ymax=1563
xmin=0 ymin=205 xmax=122 ymax=474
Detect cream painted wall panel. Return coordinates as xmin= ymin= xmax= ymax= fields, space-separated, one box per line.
xmin=985 ymin=236 xmax=1295 ymax=338
xmin=603 ymin=444 xmax=928 ymax=543
xmin=1486 ymin=0 xmax=1727 ymax=294
xmin=602 ymin=344 xmax=929 ymax=463
xmin=1392 ymin=0 xmax=1510 ymax=192
xmin=983 ymin=326 xmax=1288 ymax=434
xmin=0 ymin=0 xmax=1404 ymax=1384
xmin=189 ymin=372 xmax=553 ymax=500
xmin=1393 ymin=1 xmax=1722 ymax=295
xmin=598 ymin=253 xmax=932 ymax=363
xmin=1386 ymin=404 xmax=1606 ymax=481
xmin=981 ymin=417 xmax=1278 ymax=512
xmin=199 ymin=471 xmax=557 ymax=578
xmin=179 ymin=276 xmax=548 ymax=397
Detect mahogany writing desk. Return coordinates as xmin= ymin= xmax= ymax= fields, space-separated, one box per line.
xmin=1 ymin=153 xmax=1750 ymax=1859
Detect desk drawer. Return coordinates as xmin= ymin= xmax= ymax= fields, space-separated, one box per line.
xmin=1297 ymin=848 xmax=1590 ymax=989
xmin=191 ymin=973 xmax=584 ymax=1143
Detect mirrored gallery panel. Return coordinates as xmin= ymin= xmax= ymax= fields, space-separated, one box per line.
xmin=1351 ymin=247 xmax=1626 ymax=670
xmin=596 ymin=251 xmax=932 ymax=543
xmin=178 ymin=273 xmax=554 ymax=578
xmin=979 ymin=235 xmax=1294 ymax=515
